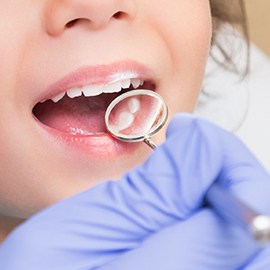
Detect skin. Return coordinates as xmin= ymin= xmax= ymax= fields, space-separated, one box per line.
xmin=0 ymin=0 xmax=212 ymax=242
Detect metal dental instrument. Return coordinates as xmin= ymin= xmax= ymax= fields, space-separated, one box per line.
xmin=105 ymin=89 xmax=168 ymax=149
xmin=105 ymin=89 xmax=270 ymax=245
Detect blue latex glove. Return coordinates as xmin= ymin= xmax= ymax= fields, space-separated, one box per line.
xmin=1 ymin=113 xmax=270 ymax=270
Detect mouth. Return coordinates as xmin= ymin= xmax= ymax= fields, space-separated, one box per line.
xmin=33 ymin=76 xmax=156 ymax=137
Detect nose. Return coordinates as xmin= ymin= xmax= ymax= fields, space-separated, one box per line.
xmin=45 ymin=0 xmax=136 ymax=36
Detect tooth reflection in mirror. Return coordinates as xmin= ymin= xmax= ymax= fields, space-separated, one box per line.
xmin=105 ymin=89 xmax=168 ymax=149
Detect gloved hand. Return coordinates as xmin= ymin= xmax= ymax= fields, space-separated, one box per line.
xmin=1 ymin=113 xmax=270 ymax=270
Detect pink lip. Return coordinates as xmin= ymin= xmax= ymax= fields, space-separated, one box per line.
xmin=33 ymin=60 xmax=153 ymax=157
xmin=35 ymin=118 xmax=140 ymax=159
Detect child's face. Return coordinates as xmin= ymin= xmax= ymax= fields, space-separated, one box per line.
xmin=0 ymin=1 xmax=211 ymax=219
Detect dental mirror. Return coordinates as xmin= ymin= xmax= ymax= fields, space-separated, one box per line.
xmin=105 ymin=89 xmax=168 ymax=149
xmin=105 ymin=89 xmax=270 ymax=244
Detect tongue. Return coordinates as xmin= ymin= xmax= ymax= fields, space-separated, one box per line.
xmin=34 ymin=94 xmax=117 ymax=135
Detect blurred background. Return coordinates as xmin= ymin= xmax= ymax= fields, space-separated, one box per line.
xmin=246 ymin=0 xmax=270 ymax=56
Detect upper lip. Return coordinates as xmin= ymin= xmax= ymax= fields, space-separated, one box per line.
xmin=36 ymin=60 xmax=155 ymax=104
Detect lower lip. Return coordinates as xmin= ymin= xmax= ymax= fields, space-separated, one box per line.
xmin=34 ymin=115 xmax=140 ymax=159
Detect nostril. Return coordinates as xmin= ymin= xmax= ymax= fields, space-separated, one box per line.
xmin=113 ymin=11 xmax=126 ymax=19
xmin=65 ymin=12 xmax=127 ymax=30
xmin=66 ymin=19 xmax=80 ymax=28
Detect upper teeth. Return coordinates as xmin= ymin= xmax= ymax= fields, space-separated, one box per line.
xmin=50 ymin=78 xmax=144 ymax=103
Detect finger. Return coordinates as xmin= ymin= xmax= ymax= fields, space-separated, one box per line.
xmin=167 ymin=114 xmax=270 ymax=215
xmin=98 ymin=209 xmax=260 ymax=270
xmin=243 ymin=245 xmax=270 ymax=270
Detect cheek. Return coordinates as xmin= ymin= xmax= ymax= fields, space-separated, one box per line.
xmin=154 ymin=1 xmax=212 ymax=113
xmin=158 ymin=1 xmax=212 ymax=70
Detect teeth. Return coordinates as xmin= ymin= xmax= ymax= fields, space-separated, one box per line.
xmin=131 ymin=78 xmax=141 ymax=89
xmin=82 ymin=85 xmax=102 ymax=97
xmin=52 ymin=92 xmax=65 ymax=103
xmin=102 ymin=81 xmax=122 ymax=93
xmin=48 ymin=78 xmax=146 ymax=103
xmin=121 ymin=79 xmax=131 ymax=89
xmin=128 ymin=97 xmax=141 ymax=114
xmin=115 ymin=112 xmax=135 ymax=132
xmin=67 ymin=88 xmax=82 ymax=98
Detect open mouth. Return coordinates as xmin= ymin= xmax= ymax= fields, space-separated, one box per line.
xmin=33 ymin=78 xmax=155 ymax=136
